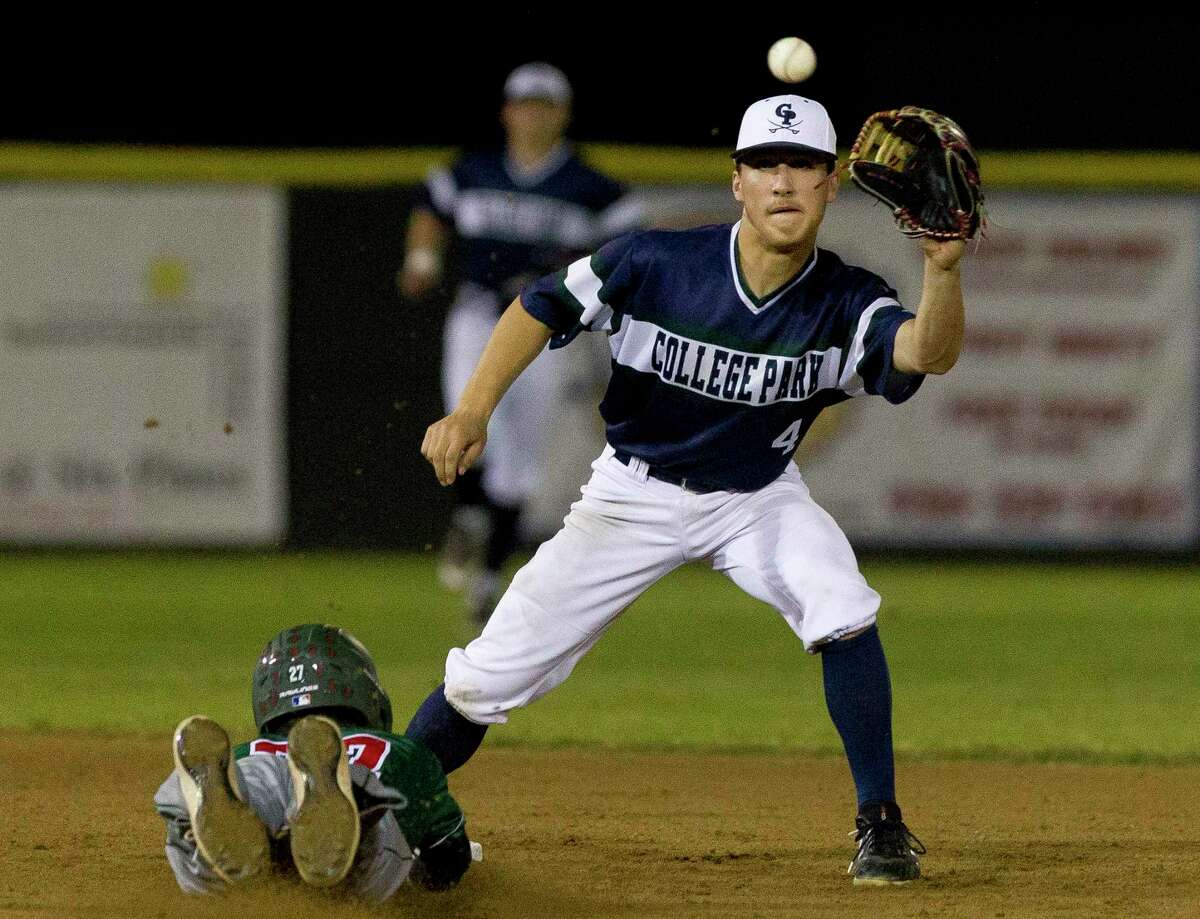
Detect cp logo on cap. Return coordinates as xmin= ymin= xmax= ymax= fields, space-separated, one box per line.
xmin=774 ymin=103 xmax=797 ymax=125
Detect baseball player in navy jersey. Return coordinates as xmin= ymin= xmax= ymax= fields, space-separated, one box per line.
xmin=406 ymin=94 xmax=966 ymax=885
xmin=399 ymin=62 xmax=643 ymax=624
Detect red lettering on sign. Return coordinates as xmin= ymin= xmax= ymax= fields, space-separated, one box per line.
xmin=1052 ymin=329 xmax=1157 ymax=359
xmin=1078 ymin=487 xmax=1181 ymax=521
xmin=890 ymin=485 xmax=971 ymax=517
xmin=949 ymin=396 xmax=1021 ymax=425
xmin=1048 ymin=237 xmax=1168 ymax=262
xmin=994 ymin=486 xmax=1067 ymax=520
xmin=1040 ymin=398 xmax=1134 ymax=426
xmin=1116 ymin=239 xmax=1166 ymax=260
xmin=962 ymin=325 xmax=1028 ymax=355
xmin=996 ymin=427 xmax=1087 ymax=456
xmin=969 ymin=236 xmax=1026 ymax=259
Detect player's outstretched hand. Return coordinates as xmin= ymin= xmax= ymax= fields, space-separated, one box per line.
xmin=920 ymin=236 xmax=966 ymax=271
xmin=422 ymin=410 xmax=488 ymax=486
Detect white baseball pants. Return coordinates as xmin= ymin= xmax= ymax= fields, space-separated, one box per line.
xmin=444 ymin=444 xmax=881 ymax=724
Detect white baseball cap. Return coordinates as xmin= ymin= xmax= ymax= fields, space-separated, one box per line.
xmin=504 ymin=62 xmax=572 ymax=105
xmin=732 ymin=95 xmax=837 ymax=162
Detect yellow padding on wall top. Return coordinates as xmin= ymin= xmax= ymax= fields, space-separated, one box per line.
xmin=1 ymin=142 xmax=1198 ymax=190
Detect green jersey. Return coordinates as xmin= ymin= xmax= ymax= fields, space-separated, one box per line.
xmin=233 ymin=727 xmax=464 ymax=851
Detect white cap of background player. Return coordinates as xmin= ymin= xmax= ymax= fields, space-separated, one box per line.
xmin=731 ymin=95 xmax=836 ymax=162
xmin=504 ymin=62 xmax=572 ymax=104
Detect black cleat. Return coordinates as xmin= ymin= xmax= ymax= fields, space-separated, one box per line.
xmin=848 ymin=813 xmax=926 ymax=886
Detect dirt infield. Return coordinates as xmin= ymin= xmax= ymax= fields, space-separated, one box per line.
xmin=1 ymin=732 xmax=1197 ymax=919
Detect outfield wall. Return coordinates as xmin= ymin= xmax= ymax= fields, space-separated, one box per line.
xmin=1 ymin=146 xmax=1197 ymax=550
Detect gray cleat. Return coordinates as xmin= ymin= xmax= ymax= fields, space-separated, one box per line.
xmin=173 ymin=715 xmax=270 ymax=884
xmin=286 ymin=715 xmax=361 ymax=887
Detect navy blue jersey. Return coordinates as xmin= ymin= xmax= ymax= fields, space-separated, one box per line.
xmin=418 ymin=146 xmax=642 ymax=301
xmin=520 ymin=223 xmax=924 ymax=491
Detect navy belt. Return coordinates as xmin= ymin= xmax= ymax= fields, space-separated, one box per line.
xmin=613 ymin=450 xmax=728 ymax=494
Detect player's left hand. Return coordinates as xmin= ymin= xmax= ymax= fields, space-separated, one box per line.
xmin=421 ymin=410 xmax=489 ymax=486
xmin=920 ymin=236 xmax=966 ymax=271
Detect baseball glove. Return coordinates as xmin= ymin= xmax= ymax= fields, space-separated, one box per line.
xmin=847 ymin=106 xmax=985 ymax=240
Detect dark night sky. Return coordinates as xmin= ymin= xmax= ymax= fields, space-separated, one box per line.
xmin=5 ymin=14 xmax=1192 ymax=151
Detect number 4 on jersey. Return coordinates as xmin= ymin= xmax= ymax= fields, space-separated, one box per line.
xmin=772 ymin=419 xmax=804 ymax=453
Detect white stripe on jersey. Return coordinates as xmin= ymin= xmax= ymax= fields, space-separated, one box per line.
xmin=564 ymin=256 xmax=614 ymax=331
xmin=426 ymin=167 xmax=458 ymax=216
xmin=455 ymin=190 xmax=596 ymax=248
xmin=598 ymin=193 xmax=646 ymax=239
xmin=837 ymin=297 xmax=900 ymax=397
xmin=611 ymin=317 xmax=841 ymax=405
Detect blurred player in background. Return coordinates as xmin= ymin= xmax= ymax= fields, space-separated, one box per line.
xmin=155 ymin=624 xmax=476 ymax=901
xmin=398 ymin=62 xmax=643 ymax=625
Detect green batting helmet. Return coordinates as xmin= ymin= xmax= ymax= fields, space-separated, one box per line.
xmin=252 ymin=624 xmax=393 ymax=734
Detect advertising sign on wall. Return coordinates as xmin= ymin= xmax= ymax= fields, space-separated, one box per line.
xmin=0 ymin=185 xmax=287 ymax=544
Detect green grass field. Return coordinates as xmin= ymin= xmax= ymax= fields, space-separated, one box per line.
xmin=4 ymin=552 xmax=1197 ymax=763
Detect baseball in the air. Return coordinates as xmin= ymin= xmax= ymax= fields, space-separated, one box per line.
xmin=767 ymin=37 xmax=817 ymax=83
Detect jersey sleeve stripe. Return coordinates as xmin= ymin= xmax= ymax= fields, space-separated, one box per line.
xmin=565 ymin=255 xmax=614 ymax=330
xmin=597 ymin=194 xmax=645 ymax=240
xmin=837 ymin=297 xmax=900 ymax=397
xmin=426 ymin=167 xmax=458 ymax=216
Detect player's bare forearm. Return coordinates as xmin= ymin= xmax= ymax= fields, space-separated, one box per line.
xmin=457 ymin=300 xmax=552 ymax=417
xmin=421 ymin=300 xmax=554 ymax=485
xmin=893 ymin=239 xmax=966 ymax=375
xmin=398 ymin=208 xmax=448 ymax=300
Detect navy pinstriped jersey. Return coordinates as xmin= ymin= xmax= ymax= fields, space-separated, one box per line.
xmin=418 ymin=146 xmax=642 ymax=301
xmin=520 ymin=222 xmax=924 ymax=491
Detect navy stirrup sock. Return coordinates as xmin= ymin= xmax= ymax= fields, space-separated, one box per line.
xmin=819 ymin=625 xmax=896 ymax=807
xmin=404 ymin=683 xmax=488 ymax=774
